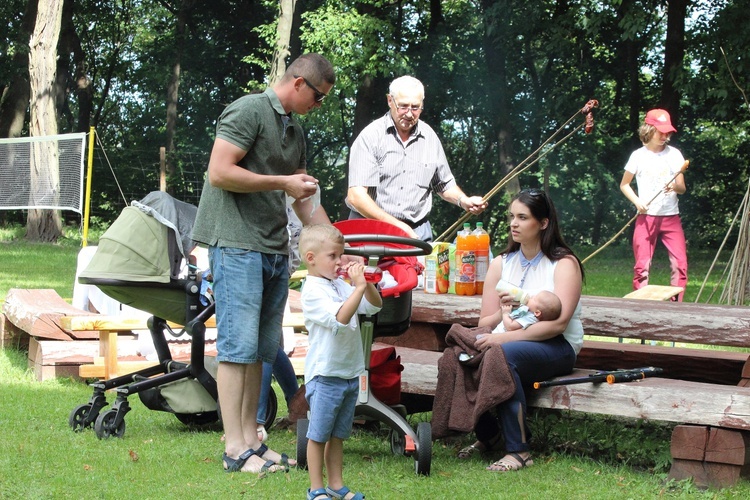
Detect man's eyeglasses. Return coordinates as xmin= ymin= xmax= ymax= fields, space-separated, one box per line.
xmin=390 ymin=95 xmax=423 ymax=114
xmin=295 ymin=75 xmax=327 ymax=103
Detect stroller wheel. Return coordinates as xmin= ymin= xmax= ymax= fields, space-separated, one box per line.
xmin=296 ymin=418 xmax=309 ymax=470
xmin=389 ymin=429 xmax=405 ymax=455
xmin=69 ymin=404 xmax=93 ymax=432
xmin=174 ymin=411 xmax=219 ymax=426
xmin=94 ymin=409 xmax=126 ymax=439
xmin=414 ymin=421 xmax=432 ymax=476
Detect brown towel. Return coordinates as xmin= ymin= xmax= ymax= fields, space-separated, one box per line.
xmin=431 ymin=324 xmax=516 ymax=439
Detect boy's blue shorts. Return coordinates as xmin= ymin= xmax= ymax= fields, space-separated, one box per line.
xmin=305 ymin=375 xmax=358 ymax=442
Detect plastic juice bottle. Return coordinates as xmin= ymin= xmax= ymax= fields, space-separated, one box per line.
xmin=473 ymin=222 xmax=490 ymax=295
xmin=455 ymin=222 xmax=476 ymax=296
xmin=337 ymin=266 xmax=383 ymax=283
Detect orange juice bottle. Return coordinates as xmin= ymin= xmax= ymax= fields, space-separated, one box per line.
xmin=473 ymin=222 xmax=490 ymax=294
xmin=455 ymin=223 xmax=476 ymax=296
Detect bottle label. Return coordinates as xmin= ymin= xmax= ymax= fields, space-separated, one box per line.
xmin=475 ymin=251 xmax=489 ymax=282
xmin=456 ymin=250 xmax=476 ymax=283
xmin=424 ymin=256 xmax=438 ymax=293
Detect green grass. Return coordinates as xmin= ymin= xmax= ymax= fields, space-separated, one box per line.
xmin=1 ymin=349 xmax=742 ymax=498
xmin=2 ymin=226 xmax=750 ymax=496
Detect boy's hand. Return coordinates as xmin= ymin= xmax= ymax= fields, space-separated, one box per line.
xmin=346 ymin=262 xmax=367 ymax=287
xmin=501 ymin=304 xmax=513 ymax=315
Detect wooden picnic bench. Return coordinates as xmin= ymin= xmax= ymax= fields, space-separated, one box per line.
xmin=369 ymin=290 xmax=750 ymax=489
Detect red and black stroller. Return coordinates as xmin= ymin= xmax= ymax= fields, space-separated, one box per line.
xmin=295 ymin=219 xmax=434 ymax=475
xmin=69 ymin=192 xmax=277 ymax=439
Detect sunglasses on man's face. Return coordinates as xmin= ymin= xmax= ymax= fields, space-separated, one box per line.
xmin=295 ymin=75 xmax=327 ymax=103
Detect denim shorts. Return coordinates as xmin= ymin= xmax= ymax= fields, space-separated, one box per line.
xmin=208 ymin=246 xmax=288 ymax=364
xmin=305 ymin=376 xmax=359 ymax=442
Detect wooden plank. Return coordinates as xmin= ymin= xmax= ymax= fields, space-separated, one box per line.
xmin=61 ymin=315 xmax=151 ymax=332
xmin=395 ymin=346 xmax=750 ymax=431
xmin=79 ymin=360 xmax=159 ymax=379
xmin=1 ymin=313 xmax=30 ymax=349
xmin=575 ymin=340 xmax=749 ymax=385
xmin=27 ymin=337 xmax=146 ymax=381
xmin=3 ymin=289 xmax=98 ymax=341
xmin=623 ymin=285 xmax=683 ymax=301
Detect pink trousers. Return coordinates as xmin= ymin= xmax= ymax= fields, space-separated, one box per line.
xmin=632 ymin=214 xmax=688 ymax=301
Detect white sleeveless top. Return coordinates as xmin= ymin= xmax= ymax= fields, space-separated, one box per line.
xmin=502 ymin=251 xmax=584 ymax=354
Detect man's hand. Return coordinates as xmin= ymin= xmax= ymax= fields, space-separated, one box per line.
xmin=462 ymin=196 xmax=488 ymax=215
xmin=285 ymin=175 xmax=319 ymax=200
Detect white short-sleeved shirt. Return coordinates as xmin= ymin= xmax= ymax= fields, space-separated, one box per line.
xmin=301 ymin=275 xmax=382 ymax=384
xmin=624 ymin=145 xmax=685 ymax=216
xmin=501 ymin=251 xmax=584 ymax=354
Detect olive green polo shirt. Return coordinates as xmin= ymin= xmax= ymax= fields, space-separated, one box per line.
xmin=192 ymin=89 xmax=306 ymax=254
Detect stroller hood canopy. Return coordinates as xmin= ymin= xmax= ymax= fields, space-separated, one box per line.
xmin=79 ymin=192 xmax=198 ymax=284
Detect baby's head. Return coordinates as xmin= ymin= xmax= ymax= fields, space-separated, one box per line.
xmin=527 ymin=290 xmax=562 ymax=321
xmin=299 ymin=224 xmax=345 ymax=279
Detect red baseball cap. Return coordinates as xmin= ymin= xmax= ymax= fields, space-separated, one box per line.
xmin=644 ymin=109 xmax=677 ymax=133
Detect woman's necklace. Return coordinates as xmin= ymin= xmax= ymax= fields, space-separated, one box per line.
xmin=518 ymin=251 xmax=543 ymax=288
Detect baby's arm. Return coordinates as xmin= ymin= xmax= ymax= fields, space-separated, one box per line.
xmin=501 ymin=304 xmax=522 ymax=331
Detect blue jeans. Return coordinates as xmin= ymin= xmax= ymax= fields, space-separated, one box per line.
xmin=257 ymin=346 xmax=300 ymax=425
xmin=475 ymin=336 xmax=576 ymax=452
xmin=209 ymin=246 xmax=288 ymax=364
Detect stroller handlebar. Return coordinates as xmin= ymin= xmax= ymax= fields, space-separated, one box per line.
xmin=343 ymin=234 xmax=433 ymax=258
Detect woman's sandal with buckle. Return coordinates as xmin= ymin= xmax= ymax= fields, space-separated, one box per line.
xmin=486 ymin=452 xmax=533 ymax=472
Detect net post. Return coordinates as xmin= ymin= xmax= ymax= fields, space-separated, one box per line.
xmin=82 ymin=127 xmax=96 ymax=247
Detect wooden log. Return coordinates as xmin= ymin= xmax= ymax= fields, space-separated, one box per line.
xmin=706 ymin=428 xmax=750 ymax=466
xmin=408 ymin=292 xmax=750 ymax=348
xmin=580 ymin=296 xmax=750 ymax=346
xmin=671 ymin=425 xmax=709 ymax=462
xmin=3 ymin=289 xmax=98 ymax=341
xmin=668 ymin=458 xmax=747 ymax=489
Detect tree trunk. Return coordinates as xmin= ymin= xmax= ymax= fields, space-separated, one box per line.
xmin=661 ymin=0 xmax=687 ymax=126
xmin=165 ymin=0 xmax=195 ymax=194
xmin=481 ymin=0 xmax=518 ymax=194
xmin=269 ymin=0 xmax=297 ymax=86
xmin=0 ymin=0 xmax=38 ymax=138
xmin=27 ymin=0 xmax=65 ymax=242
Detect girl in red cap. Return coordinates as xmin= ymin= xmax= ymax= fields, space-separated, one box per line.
xmin=619 ymin=109 xmax=687 ymax=301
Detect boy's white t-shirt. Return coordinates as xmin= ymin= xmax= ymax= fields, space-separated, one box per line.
xmin=301 ymin=275 xmax=382 ymax=384
xmin=624 ymin=145 xmax=685 ymax=216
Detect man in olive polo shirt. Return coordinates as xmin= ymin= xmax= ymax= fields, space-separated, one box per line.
xmin=192 ymin=53 xmax=334 ymax=474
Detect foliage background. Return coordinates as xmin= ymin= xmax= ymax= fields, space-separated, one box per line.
xmin=1 ymin=0 xmax=749 ymax=254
